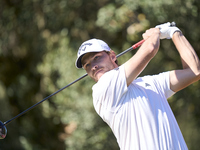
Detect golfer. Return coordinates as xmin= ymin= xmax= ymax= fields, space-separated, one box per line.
xmin=75 ymin=22 xmax=200 ymax=150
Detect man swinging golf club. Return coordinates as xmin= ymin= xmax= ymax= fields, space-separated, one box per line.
xmin=76 ymin=22 xmax=200 ymax=150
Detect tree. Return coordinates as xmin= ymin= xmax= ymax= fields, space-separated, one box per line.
xmin=0 ymin=0 xmax=199 ymax=149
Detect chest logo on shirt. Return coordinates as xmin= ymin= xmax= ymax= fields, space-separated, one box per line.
xmin=145 ymin=83 xmax=151 ymax=87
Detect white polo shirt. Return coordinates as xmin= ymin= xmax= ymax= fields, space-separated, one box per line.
xmin=92 ymin=64 xmax=188 ymax=150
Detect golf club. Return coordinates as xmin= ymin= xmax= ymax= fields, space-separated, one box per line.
xmin=0 ymin=22 xmax=176 ymax=139
xmin=0 ymin=39 xmax=144 ymax=140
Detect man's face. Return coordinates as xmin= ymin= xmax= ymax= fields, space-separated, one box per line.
xmin=81 ymin=51 xmax=118 ymax=82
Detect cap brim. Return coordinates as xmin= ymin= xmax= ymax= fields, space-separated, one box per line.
xmin=75 ymin=54 xmax=85 ymax=68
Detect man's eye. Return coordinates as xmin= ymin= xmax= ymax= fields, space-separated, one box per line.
xmin=85 ymin=64 xmax=89 ymax=68
xmin=94 ymin=56 xmax=99 ymax=60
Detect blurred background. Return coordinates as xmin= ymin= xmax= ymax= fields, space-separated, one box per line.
xmin=0 ymin=0 xmax=200 ymax=149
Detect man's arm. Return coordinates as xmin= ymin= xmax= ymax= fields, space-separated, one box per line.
xmin=170 ymin=32 xmax=200 ymax=92
xmin=124 ymin=28 xmax=160 ymax=86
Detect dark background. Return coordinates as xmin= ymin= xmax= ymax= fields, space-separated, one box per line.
xmin=0 ymin=0 xmax=200 ymax=149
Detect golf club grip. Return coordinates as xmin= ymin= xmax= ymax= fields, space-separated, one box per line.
xmin=116 ymin=39 xmax=145 ymax=58
xmin=116 ymin=21 xmax=176 ymax=58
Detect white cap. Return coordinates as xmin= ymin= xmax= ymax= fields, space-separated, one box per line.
xmin=76 ymin=38 xmax=111 ymax=68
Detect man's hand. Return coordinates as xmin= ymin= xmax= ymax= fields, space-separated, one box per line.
xmin=142 ymin=28 xmax=160 ymax=40
xmin=155 ymin=22 xmax=181 ymax=39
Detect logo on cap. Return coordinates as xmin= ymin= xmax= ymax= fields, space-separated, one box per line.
xmin=78 ymin=43 xmax=92 ymax=55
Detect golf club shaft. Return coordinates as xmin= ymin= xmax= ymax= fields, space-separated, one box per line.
xmin=3 ymin=73 xmax=88 ymax=126
xmin=3 ymin=39 xmax=145 ymax=126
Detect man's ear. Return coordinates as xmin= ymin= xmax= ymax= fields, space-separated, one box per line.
xmin=110 ymin=50 xmax=117 ymax=62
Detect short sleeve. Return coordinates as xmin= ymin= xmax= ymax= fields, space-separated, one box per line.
xmin=145 ymin=71 xmax=175 ymax=99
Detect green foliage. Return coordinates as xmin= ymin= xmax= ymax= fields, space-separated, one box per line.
xmin=0 ymin=0 xmax=199 ymax=149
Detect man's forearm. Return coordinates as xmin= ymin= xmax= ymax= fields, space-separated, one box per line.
xmin=172 ymin=32 xmax=200 ymax=76
xmin=124 ymin=28 xmax=160 ymax=86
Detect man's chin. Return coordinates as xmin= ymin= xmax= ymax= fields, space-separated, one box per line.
xmin=94 ymin=73 xmax=104 ymax=82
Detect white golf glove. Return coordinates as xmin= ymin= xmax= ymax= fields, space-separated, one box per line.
xmin=155 ymin=22 xmax=181 ymax=39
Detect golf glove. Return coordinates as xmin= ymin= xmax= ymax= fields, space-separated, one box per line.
xmin=155 ymin=22 xmax=181 ymax=39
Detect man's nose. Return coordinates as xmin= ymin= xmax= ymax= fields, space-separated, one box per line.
xmin=91 ymin=63 xmax=98 ymax=70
